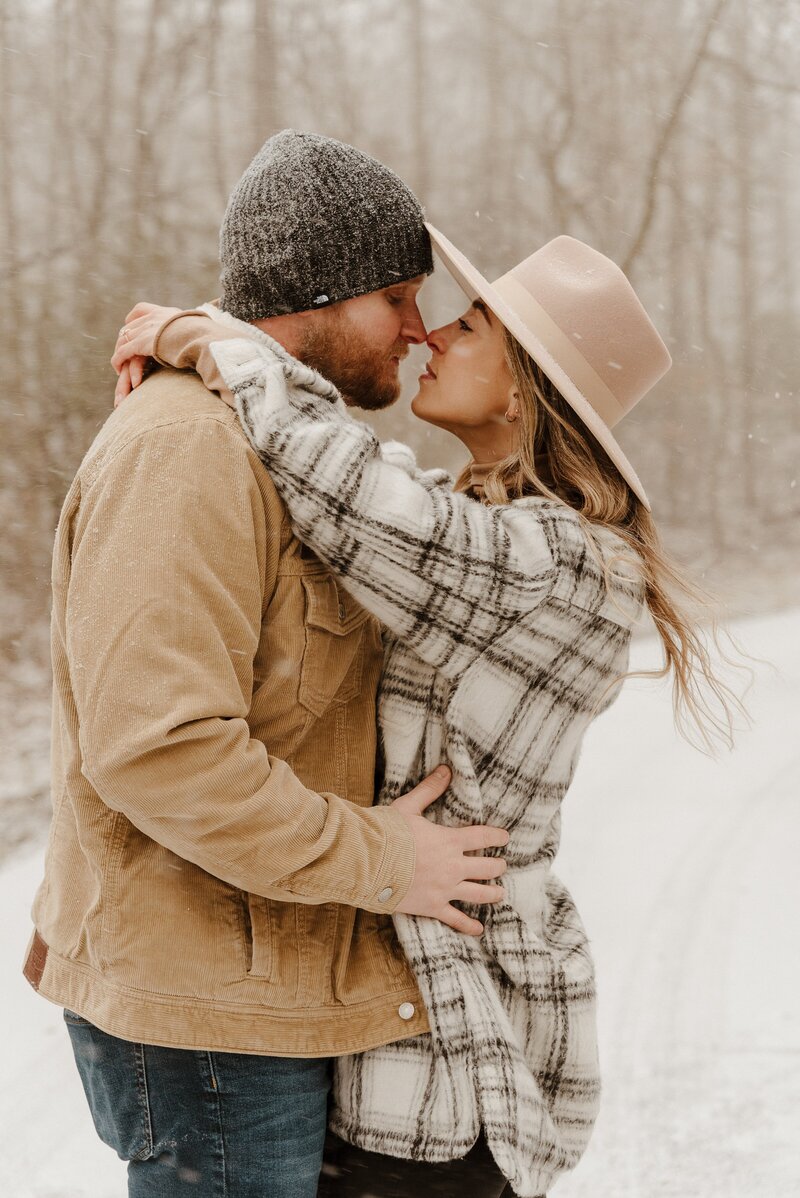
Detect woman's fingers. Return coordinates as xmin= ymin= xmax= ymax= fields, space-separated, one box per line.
xmin=112 ymin=305 xmax=183 ymax=374
xmin=113 ymin=354 xmax=150 ymax=405
xmin=111 ymin=330 xmax=155 ymax=373
xmin=114 ymin=363 xmax=133 ymax=407
xmin=111 ymin=331 xmax=148 ymax=373
xmin=130 ymin=354 xmax=146 ymax=389
xmin=123 ymin=301 xmax=161 ymax=324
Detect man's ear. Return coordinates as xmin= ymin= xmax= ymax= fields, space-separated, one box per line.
xmin=250 ymin=307 xmax=314 ymax=358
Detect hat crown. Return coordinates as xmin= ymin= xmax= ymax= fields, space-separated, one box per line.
xmin=495 ymin=237 xmax=672 ymax=423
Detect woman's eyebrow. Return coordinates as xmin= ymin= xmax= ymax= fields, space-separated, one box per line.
xmin=472 ymin=300 xmax=491 ymax=324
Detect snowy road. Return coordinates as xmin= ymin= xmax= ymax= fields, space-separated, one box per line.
xmin=555 ymin=609 xmax=800 ymax=1197
xmin=1 ymin=609 xmax=798 ymax=1197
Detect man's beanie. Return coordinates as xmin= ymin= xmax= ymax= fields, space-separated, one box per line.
xmin=219 ymin=129 xmax=434 ymax=321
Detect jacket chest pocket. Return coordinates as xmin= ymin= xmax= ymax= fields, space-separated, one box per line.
xmin=299 ymin=574 xmax=371 ymax=718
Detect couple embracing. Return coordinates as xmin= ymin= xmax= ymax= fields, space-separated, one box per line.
xmin=25 ymin=130 xmax=728 ymax=1198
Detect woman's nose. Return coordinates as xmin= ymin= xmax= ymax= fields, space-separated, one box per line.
xmin=426 ymin=325 xmax=449 ymax=353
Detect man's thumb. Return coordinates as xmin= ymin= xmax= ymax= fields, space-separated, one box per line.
xmin=404 ymin=765 xmax=451 ymax=813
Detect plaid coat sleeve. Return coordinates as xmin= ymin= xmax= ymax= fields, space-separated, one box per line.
xmin=211 ymin=337 xmax=557 ymax=679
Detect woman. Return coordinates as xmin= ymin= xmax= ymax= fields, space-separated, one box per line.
xmin=113 ymin=226 xmax=737 ymax=1197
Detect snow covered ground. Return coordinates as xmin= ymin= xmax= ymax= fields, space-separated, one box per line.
xmin=2 ymin=608 xmax=798 ymax=1197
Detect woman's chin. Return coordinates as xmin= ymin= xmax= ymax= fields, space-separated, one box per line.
xmin=410 ymin=390 xmax=451 ymax=433
xmin=410 ymin=391 xmax=431 ymax=422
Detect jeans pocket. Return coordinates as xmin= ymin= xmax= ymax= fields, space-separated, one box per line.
xmin=63 ymin=1008 xmax=93 ymax=1027
xmin=64 ymin=1011 xmax=154 ymax=1162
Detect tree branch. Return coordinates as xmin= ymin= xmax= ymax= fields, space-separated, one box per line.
xmin=622 ymin=0 xmax=731 ymax=274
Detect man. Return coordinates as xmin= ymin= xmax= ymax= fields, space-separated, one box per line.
xmin=24 ymin=130 xmax=508 ymax=1197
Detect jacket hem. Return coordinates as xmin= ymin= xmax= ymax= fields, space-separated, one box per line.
xmin=33 ymin=945 xmax=430 ymax=1057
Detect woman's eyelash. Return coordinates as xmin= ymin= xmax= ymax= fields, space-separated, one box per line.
xmin=458 ymin=318 xmax=473 ymax=332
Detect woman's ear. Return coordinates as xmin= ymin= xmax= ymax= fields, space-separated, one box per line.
xmin=504 ymin=386 xmax=520 ymax=424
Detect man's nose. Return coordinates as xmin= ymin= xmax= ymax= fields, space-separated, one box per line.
xmin=401 ymin=303 xmax=427 ymax=344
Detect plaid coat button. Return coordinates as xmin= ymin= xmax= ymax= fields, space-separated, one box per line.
xmin=377 ymin=886 xmax=393 ymax=903
xmin=398 ymin=1002 xmax=415 ymax=1020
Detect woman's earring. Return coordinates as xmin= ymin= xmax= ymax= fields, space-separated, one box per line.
xmin=505 ymin=410 xmax=518 ymax=423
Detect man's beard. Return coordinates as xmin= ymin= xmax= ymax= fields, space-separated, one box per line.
xmin=299 ymin=310 xmax=404 ymax=411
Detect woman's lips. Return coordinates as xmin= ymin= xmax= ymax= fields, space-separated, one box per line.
xmin=419 ymin=362 xmax=437 ymax=382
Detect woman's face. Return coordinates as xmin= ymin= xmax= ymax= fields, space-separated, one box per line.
xmin=410 ymin=300 xmax=518 ymax=458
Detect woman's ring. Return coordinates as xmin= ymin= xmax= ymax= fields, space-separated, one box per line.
xmin=122 ymin=328 xmax=131 ymax=342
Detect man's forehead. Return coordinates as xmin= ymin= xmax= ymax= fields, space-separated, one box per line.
xmin=382 ymin=274 xmax=427 ymax=292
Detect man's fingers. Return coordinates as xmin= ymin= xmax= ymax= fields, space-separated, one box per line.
xmin=457 ymin=824 xmax=510 ymax=853
xmin=460 ymin=854 xmax=507 ymax=882
xmin=441 ymin=906 xmax=484 ymax=937
xmin=401 ymin=765 xmax=451 ymax=814
xmin=453 ymin=881 xmax=506 ymax=906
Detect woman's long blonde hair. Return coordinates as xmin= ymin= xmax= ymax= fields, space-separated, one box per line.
xmin=455 ymin=330 xmax=746 ymax=752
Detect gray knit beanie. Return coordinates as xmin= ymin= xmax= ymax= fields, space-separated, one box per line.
xmin=219 ymin=130 xmax=433 ymax=321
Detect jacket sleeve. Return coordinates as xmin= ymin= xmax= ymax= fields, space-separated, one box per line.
xmin=206 ymin=336 xmax=558 ymax=679
xmin=66 ymin=415 xmax=415 ymax=910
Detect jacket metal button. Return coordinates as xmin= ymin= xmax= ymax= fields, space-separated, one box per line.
xmin=398 ymin=1002 xmax=415 ymax=1021
xmin=377 ymin=886 xmax=393 ymax=903
xmin=338 ymin=603 xmax=346 ymax=620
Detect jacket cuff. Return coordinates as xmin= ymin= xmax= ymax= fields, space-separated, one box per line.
xmin=152 ymin=311 xmax=213 ymax=369
xmin=360 ymin=805 xmax=416 ymax=914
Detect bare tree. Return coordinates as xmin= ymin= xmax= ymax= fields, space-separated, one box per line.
xmin=1 ymin=0 xmax=798 ymax=665
xmin=622 ymin=0 xmax=731 ymax=275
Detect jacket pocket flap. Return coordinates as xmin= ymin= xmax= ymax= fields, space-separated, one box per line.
xmin=302 ymin=575 xmax=370 ymax=636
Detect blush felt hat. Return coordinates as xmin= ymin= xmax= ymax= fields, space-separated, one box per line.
xmin=425 ymin=223 xmax=672 ymax=510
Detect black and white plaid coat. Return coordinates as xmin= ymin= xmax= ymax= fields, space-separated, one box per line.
xmin=208 ymin=318 xmax=645 ymax=1198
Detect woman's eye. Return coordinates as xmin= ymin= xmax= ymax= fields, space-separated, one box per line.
xmin=458 ymin=318 xmax=473 ymax=332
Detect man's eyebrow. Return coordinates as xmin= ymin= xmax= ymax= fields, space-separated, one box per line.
xmin=472 ymin=299 xmax=491 ymax=324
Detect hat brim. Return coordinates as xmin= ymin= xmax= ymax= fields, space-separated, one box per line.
xmin=425 ymin=222 xmax=651 ymax=510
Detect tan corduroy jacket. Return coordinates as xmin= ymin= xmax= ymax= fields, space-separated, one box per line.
xmin=24 ymin=363 xmax=429 ymax=1055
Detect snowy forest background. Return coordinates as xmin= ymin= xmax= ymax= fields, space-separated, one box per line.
xmin=1 ymin=0 xmax=798 ymax=849
xmin=2 ymin=5 xmax=799 ymax=1194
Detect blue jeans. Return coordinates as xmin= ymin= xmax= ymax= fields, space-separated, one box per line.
xmin=64 ymin=1010 xmax=331 ymax=1197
